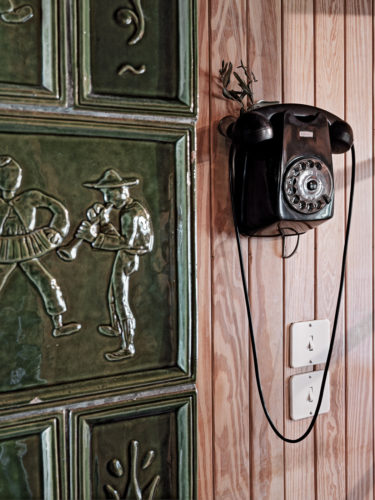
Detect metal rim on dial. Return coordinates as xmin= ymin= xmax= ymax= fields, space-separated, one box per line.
xmin=283 ymin=157 xmax=333 ymax=214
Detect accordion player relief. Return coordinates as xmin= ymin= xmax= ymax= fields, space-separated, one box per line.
xmin=0 ymin=155 xmax=82 ymax=338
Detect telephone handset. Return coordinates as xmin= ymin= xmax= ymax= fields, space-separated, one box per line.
xmin=223 ymin=103 xmax=353 ymax=237
xmin=221 ymin=103 xmax=355 ymax=443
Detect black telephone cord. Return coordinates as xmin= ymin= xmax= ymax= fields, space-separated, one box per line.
xmin=229 ymin=144 xmax=355 ymax=443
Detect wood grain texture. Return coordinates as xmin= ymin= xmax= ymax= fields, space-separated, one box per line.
xmin=345 ymin=1 xmax=373 ymax=499
xmin=247 ymin=1 xmax=285 ymax=499
xmin=210 ymin=1 xmax=250 ymax=498
xmin=248 ymin=0 xmax=282 ymax=103
xmin=282 ymin=1 xmax=315 ymax=499
xmin=196 ymin=1 xmax=375 ymax=498
xmin=314 ymin=1 xmax=346 ymax=499
xmin=196 ymin=0 xmax=213 ymax=498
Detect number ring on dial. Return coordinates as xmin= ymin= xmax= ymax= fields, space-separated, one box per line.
xmin=283 ymin=158 xmax=333 ymax=214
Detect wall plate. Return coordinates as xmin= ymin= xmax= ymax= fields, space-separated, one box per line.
xmin=289 ymin=370 xmax=330 ymax=421
xmin=290 ymin=319 xmax=330 ymax=368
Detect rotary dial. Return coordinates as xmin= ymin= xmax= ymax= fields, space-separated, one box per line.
xmin=283 ymin=158 xmax=333 ymax=214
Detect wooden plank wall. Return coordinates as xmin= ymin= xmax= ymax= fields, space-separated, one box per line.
xmin=196 ymin=0 xmax=374 ymax=498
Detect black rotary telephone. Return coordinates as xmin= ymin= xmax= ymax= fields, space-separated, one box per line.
xmin=223 ymin=103 xmax=353 ymax=237
xmin=220 ymin=103 xmax=355 ymax=443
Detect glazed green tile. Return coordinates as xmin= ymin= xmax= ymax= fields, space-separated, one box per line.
xmin=0 ymin=435 xmax=43 ymax=499
xmin=0 ymin=0 xmax=61 ymax=102
xmin=0 ymin=417 xmax=62 ymax=499
xmin=90 ymin=1 xmax=178 ymax=99
xmin=0 ymin=0 xmax=41 ymax=87
xmin=73 ymin=394 xmax=195 ymax=500
xmin=78 ymin=0 xmax=195 ymax=113
xmin=0 ymin=126 xmax=193 ymax=397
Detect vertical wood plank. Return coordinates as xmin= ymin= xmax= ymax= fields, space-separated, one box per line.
xmin=345 ymin=1 xmax=373 ymax=499
xmin=282 ymin=1 xmax=315 ymax=499
xmin=247 ymin=1 xmax=285 ymax=499
xmin=196 ymin=0 xmax=213 ymax=498
xmin=314 ymin=2 xmax=346 ymax=499
xmin=210 ymin=1 xmax=250 ymax=498
xmin=198 ymin=2 xmax=375 ymax=498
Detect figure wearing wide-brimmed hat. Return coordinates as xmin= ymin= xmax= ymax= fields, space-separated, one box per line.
xmin=76 ymin=168 xmax=154 ymax=361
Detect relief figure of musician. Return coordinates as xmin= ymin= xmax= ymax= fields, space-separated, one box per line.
xmin=0 ymin=155 xmax=81 ymax=337
xmin=74 ymin=169 xmax=153 ymax=362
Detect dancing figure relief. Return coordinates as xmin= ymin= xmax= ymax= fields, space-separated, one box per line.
xmin=0 ymin=155 xmax=153 ymax=362
xmin=0 ymin=156 xmax=81 ymax=337
xmin=59 ymin=168 xmax=154 ymax=362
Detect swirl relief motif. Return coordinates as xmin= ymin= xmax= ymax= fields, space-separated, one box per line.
xmin=0 ymin=0 xmax=33 ymax=24
xmin=115 ymin=0 xmax=146 ymax=77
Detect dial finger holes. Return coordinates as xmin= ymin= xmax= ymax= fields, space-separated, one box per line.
xmin=283 ymin=158 xmax=333 ymax=214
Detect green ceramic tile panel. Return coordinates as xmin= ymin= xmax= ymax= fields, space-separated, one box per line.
xmin=90 ymin=1 xmax=178 ymax=99
xmin=0 ymin=0 xmax=41 ymax=87
xmin=0 ymin=0 xmax=61 ymax=102
xmin=0 ymin=0 xmax=197 ymax=494
xmin=73 ymin=394 xmax=195 ymax=499
xmin=0 ymin=434 xmax=43 ymax=499
xmin=0 ymin=122 xmax=194 ymax=403
xmin=78 ymin=0 xmax=195 ymax=113
xmin=0 ymin=417 xmax=62 ymax=499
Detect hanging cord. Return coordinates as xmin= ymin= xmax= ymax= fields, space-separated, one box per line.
xmin=229 ymin=144 xmax=356 ymax=443
xmin=279 ymin=227 xmax=300 ymax=259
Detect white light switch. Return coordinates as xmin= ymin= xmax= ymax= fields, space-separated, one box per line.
xmin=289 ymin=370 xmax=330 ymax=420
xmin=290 ymin=319 xmax=330 ymax=368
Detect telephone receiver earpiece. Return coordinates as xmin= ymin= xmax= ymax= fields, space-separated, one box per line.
xmin=329 ymin=120 xmax=354 ymax=154
xmin=221 ymin=103 xmax=353 ymax=155
xmin=231 ymin=111 xmax=273 ymax=145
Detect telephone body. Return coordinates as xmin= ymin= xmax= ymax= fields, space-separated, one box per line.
xmin=225 ymin=104 xmax=353 ymax=237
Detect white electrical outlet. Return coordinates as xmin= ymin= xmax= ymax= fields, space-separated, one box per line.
xmin=289 ymin=370 xmax=330 ymax=420
xmin=290 ymin=319 xmax=330 ymax=368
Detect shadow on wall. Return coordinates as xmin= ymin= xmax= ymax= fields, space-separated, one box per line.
xmin=346 ymin=466 xmax=373 ymax=499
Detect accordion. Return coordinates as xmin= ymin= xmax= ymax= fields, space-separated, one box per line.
xmin=0 ymin=228 xmax=58 ymax=263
